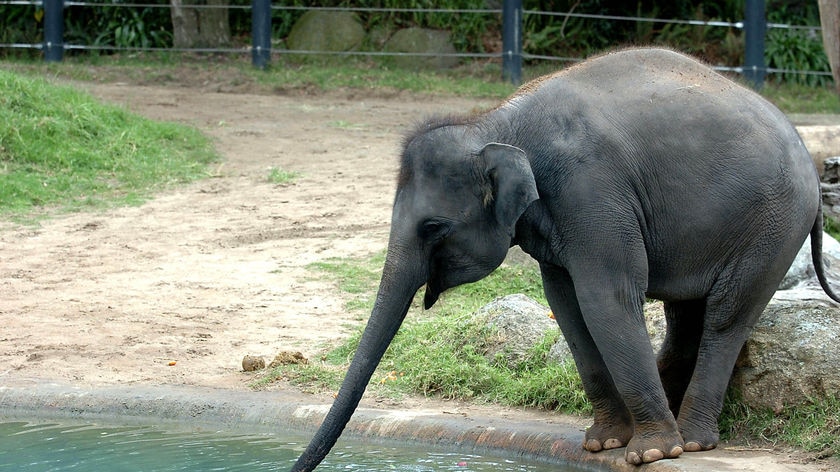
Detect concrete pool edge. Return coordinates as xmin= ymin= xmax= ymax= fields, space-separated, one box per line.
xmin=0 ymin=381 xmax=815 ymax=472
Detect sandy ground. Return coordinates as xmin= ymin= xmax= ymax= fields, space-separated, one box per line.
xmin=0 ymin=81 xmax=497 ymax=389
xmin=0 ymin=76 xmax=835 ymax=471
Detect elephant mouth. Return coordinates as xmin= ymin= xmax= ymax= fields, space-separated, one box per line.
xmin=423 ymin=280 xmax=442 ymax=309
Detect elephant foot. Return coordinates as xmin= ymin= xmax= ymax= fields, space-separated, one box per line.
xmin=678 ymin=416 xmax=719 ymax=452
xmin=583 ymin=420 xmax=633 ymax=453
xmin=680 ymin=429 xmax=718 ymax=452
xmin=683 ymin=441 xmax=716 ymax=452
xmin=624 ymin=424 xmax=684 ymax=465
xmin=626 ymin=444 xmax=684 ymax=465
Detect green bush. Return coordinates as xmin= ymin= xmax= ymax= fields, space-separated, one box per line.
xmin=1 ymin=0 xmax=833 ymax=87
xmin=765 ymin=3 xmax=831 ymax=87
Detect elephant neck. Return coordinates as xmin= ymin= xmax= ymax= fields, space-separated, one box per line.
xmin=513 ymin=199 xmax=558 ymax=265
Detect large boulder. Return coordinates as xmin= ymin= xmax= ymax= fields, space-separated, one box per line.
xmin=286 ymin=11 xmax=365 ymax=52
xmin=779 ymin=231 xmax=840 ymax=290
xmin=821 ymin=156 xmax=840 ymax=221
xmin=475 ymin=229 xmax=840 ymax=410
xmin=796 ymin=125 xmax=840 ymax=176
xmin=732 ymin=290 xmax=840 ymax=412
xmin=383 ymin=28 xmax=459 ymax=70
xmin=473 ymin=294 xmax=559 ymax=370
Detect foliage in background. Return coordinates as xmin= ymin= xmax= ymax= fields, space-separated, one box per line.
xmin=0 ymin=0 xmax=834 ymax=86
xmin=65 ymin=3 xmax=173 ymax=51
xmin=523 ymin=0 xmax=746 ymax=64
xmin=0 ymin=69 xmax=218 ymax=219
xmin=0 ymin=5 xmax=42 ymax=55
xmin=765 ymin=1 xmax=831 ymax=86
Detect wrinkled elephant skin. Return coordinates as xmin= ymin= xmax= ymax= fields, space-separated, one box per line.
xmin=290 ymin=48 xmax=840 ymax=470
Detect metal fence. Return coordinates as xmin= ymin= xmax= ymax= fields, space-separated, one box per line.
xmin=0 ymin=0 xmax=832 ymax=87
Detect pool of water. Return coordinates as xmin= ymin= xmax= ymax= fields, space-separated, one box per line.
xmin=0 ymin=420 xmax=589 ymax=471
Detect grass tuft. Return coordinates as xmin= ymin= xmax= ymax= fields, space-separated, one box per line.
xmin=262 ymin=254 xmax=588 ymax=413
xmin=267 ymin=167 xmax=300 ymax=185
xmin=0 ymin=69 xmax=218 ymax=220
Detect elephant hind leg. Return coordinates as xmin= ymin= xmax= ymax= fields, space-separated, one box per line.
xmin=676 ymin=261 xmax=789 ymax=452
xmin=658 ymin=299 xmax=705 ymax=418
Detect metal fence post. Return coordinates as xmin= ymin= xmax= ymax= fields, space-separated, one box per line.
xmin=502 ymin=0 xmax=522 ymax=85
xmin=252 ymin=0 xmax=271 ymax=69
xmin=43 ymin=0 xmax=64 ymax=62
xmin=743 ymin=0 xmax=766 ymax=88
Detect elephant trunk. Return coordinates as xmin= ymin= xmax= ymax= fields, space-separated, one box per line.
xmin=289 ymin=248 xmax=424 ymax=472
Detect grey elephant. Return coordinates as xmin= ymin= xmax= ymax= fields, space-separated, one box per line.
xmin=290 ymin=48 xmax=840 ymax=470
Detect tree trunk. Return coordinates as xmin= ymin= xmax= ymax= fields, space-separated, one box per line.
xmin=170 ymin=0 xmax=230 ymax=49
xmin=818 ymin=0 xmax=840 ymax=93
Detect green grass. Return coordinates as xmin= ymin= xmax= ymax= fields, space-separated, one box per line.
xmin=264 ymin=253 xmax=587 ymax=413
xmin=3 ymin=54 xmax=516 ymax=100
xmin=267 ymin=167 xmax=299 ymax=185
xmin=721 ymin=392 xmax=840 ymax=457
xmin=6 ymin=54 xmax=838 ymax=114
xmin=761 ymin=81 xmax=840 ymax=114
xmin=0 ymin=68 xmax=218 ymax=220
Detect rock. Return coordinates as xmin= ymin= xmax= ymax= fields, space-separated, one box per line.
xmin=779 ymin=232 xmax=840 ymax=291
xmin=383 ymin=28 xmax=459 ymax=70
xmin=796 ymin=126 xmax=840 ymax=176
xmin=820 ymin=157 xmax=840 ymax=222
xmin=477 ymin=287 xmax=840 ymax=412
xmin=241 ymin=355 xmax=265 ymax=372
xmin=644 ymin=301 xmax=667 ymax=353
xmin=822 ymin=182 xmax=840 ymax=222
xmin=732 ymin=289 xmax=840 ymax=412
xmin=286 ymin=11 xmax=364 ymax=53
xmin=268 ymin=351 xmax=308 ymax=368
xmin=473 ymin=294 xmax=558 ymax=369
xmin=822 ymin=156 xmax=840 ymax=183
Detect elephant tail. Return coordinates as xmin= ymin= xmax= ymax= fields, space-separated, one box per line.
xmin=811 ymin=204 xmax=840 ymax=304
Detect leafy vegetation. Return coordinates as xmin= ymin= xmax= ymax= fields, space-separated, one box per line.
xmin=1 ymin=0 xmax=834 ymax=87
xmin=765 ymin=2 xmax=831 ymax=87
xmin=267 ymin=167 xmax=299 ymax=185
xmin=0 ymin=69 xmax=218 ymax=219
xmin=721 ymin=391 xmax=840 ymax=457
xmin=266 ymin=253 xmax=588 ymax=412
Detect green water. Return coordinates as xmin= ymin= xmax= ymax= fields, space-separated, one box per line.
xmin=0 ymin=421 xmax=583 ymax=471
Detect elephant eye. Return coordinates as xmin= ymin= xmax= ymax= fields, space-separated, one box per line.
xmin=418 ymin=218 xmax=453 ymax=243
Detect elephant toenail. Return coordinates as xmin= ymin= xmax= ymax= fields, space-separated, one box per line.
xmin=627 ymin=452 xmax=642 ymax=465
xmin=584 ymin=439 xmax=603 ymax=452
xmin=603 ymin=438 xmax=623 ymax=449
xmin=642 ymin=449 xmax=665 ymax=463
xmin=669 ymin=445 xmax=684 ymax=458
xmin=684 ymin=441 xmax=702 ymax=452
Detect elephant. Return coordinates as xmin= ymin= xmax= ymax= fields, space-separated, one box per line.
xmin=290 ymin=48 xmax=840 ymax=470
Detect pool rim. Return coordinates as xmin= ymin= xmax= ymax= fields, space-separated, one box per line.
xmin=0 ymin=380 xmax=800 ymax=472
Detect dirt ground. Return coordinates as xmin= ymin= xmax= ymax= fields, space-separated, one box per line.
xmin=0 ymin=79 xmax=499 ymax=389
xmin=0 ymin=72 xmax=834 ymax=471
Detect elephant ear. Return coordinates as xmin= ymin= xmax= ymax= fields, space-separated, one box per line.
xmin=479 ymin=143 xmax=539 ymax=237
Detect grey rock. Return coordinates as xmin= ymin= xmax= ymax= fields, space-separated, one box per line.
xmin=475 ymin=288 xmax=840 ymax=412
xmin=732 ymin=289 xmax=840 ymax=411
xmin=473 ymin=294 xmax=558 ymax=369
xmin=779 ymin=232 xmax=840 ymax=291
xmin=286 ymin=11 xmax=365 ymax=52
xmin=383 ymin=28 xmax=459 ymax=70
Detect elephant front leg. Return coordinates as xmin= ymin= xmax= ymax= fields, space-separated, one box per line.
xmin=540 ymin=265 xmax=634 ymax=452
xmin=563 ymin=266 xmax=684 ymax=464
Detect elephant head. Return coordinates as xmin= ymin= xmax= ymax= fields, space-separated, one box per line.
xmin=290 ymin=124 xmax=539 ymax=471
